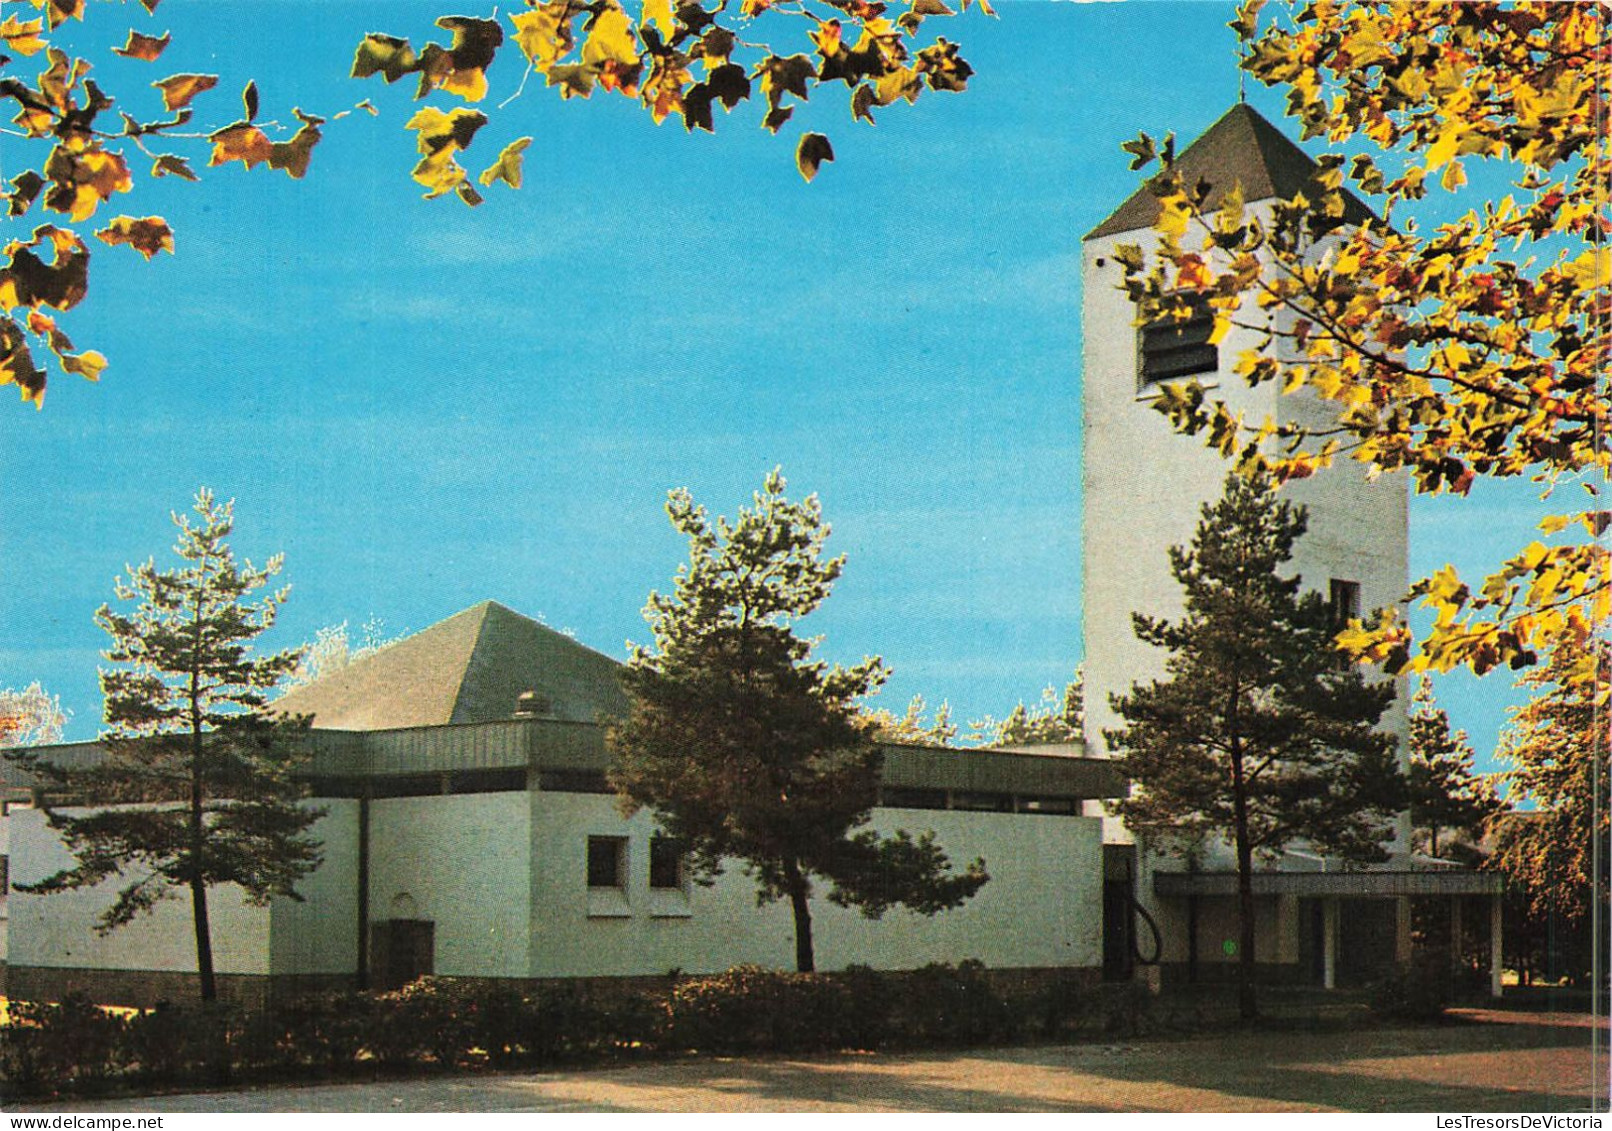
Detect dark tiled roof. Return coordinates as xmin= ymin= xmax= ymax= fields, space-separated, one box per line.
xmin=1085 ymin=103 xmax=1375 ymax=241
xmin=273 ymin=601 xmax=628 ymax=730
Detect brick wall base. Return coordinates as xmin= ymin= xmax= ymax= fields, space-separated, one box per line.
xmin=5 ymin=966 xmax=356 ymax=1009
xmin=1157 ymin=960 xmax=1311 ymax=986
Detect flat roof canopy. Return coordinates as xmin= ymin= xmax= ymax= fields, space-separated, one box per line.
xmin=5 ymin=721 xmax=1129 ymax=802
xmin=1154 ymin=870 xmax=1503 ymax=898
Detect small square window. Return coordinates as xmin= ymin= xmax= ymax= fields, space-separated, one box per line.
xmin=649 ymin=836 xmax=685 ymax=890
xmin=1139 ymin=295 xmax=1218 ymax=386
xmin=1329 ymin=579 xmax=1361 ymax=628
xmin=587 ymin=836 xmax=627 ymax=889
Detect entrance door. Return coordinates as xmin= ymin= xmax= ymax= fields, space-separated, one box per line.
xmin=371 ymin=919 xmax=434 ymax=990
xmin=1101 ymin=844 xmax=1138 ymax=982
xmin=1102 ymin=879 xmax=1135 ymax=981
xmin=1297 ymin=899 xmax=1327 ymax=984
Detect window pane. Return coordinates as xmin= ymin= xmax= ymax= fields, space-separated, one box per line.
xmin=587 ymin=836 xmax=624 ymax=888
xmin=649 ymin=837 xmax=684 ymax=889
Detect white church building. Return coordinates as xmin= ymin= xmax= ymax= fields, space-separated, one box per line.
xmin=0 ymin=104 xmax=1501 ymax=1006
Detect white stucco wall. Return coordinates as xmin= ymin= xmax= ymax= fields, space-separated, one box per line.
xmin=269 ymin=799 xmax=359 ymax=976
xmin=7 ymin=805 xmax=271 ymax=974
xmin=528 ymin=790 xmax=1103 ymax=977
xmin=1081 ymin=223 xmax=1408 ymax=761
xmin=1080 ymin=220 xmax=1411 ymax=869
xmin=367 ymin=792 xmax=531 ymax=978
xmin=1081 ymin=228 xmax=1280 ymax=763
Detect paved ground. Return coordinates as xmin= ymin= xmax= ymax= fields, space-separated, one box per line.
xmin=13 ymin=1007 xmax=1607 ymax=1113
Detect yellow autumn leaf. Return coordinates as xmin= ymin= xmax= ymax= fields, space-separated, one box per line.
xmin=440 ymin=67 xmax=489 ymax=102
xmin=510 ymin=6 xmax=570 ymax=73
xmin=1562 ymin=248 xmax=1612 ymax=289
xmin=412 ymin=147 xmax=466 ymax=198
xmin=582 ymin=5 xmax=638 ymax=68
xmin=1156 ymin=196 xmax=1191 ymax=242
xmin=405 ymin=106 xmax=488 ymax=156
xmin=873 ymin=66 xmax=921 ymax=106
xmin=479 ymin=137 xmax=532 ymax=189
xmin=0 ymin=15 xmax=47 ymax=55
xmin=641 ymin=0 xmax=675 ymax=39
xmin=1424 ymin=123 xmax=1462 ymax=171
xmin=60 ymin=349 xmax=106 ymax=381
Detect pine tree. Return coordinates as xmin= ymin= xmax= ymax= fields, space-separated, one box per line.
xmin=1107 ymin=473 xmax=1403 ymax=1021
xmin=609 ymin=470 xmax=987 ymax=973
xmin=970 ymin=668 xmax=1084 ymax=747
xmin=1406 ymin=676 xmax=1500 ymax=862
xmin=0 ymin=683 xmax=68 ymax=747
xmin=11 ymin=490 xmax=321 ymax=1002
xmin=864 ymin=694 xmax=958 ymax=747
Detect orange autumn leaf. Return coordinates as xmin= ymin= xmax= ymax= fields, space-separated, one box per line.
xmin=207 ymin=123 xmax=274 ymax=169
xmin=43 ymin=148 xmax=134 ymax=222
xmin=96 ymin=215 xmax=174 ymax=259
xmin=113 ymin=30 xmax=171 ymax=62
xmin=152 ymin=73 xmax=218 ymax=111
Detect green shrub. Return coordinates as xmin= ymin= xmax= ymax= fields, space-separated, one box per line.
xmin=522 ymin=983 xmax=657 ymax=1061
xmin=122 ymin=1002 xmax=200 ymax=1085
xmin=366 ymin=978 xmax=478 ymax=1068
xmin=1018 ymin=971 xmax=1098 ymax=1040
xmin=461 ymin=985 xmax=530 ymax=1066
xmin=265 ymin=993 xmax=375 ymax=1074
xmin=666 ymin=966 xmax=857 ymax=1053
xmin=1 ymin=995 xmax=129 ymax=1096
xmin=1369 ymin=959 xmax=1451 ymax=1021
xmin=834 ymin=965 xmax=897 ymax=1049
xmin=1 ymin=1016 xmax=59 ymax=1100
xmin=1091 ymin=981 xmax=1157 ymax=1036
xmin=894 ymin=961 xmax=1017 ymax=1046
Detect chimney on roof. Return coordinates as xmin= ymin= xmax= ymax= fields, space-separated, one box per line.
xmin=514 ymin=690 xmax=554 ymax=719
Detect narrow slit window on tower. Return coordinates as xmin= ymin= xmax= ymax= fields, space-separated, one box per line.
xmin=1138 ymin=295 xmax=1218 ymax=386
xmin=1329 ymin=579 xmax=1361 ymax=628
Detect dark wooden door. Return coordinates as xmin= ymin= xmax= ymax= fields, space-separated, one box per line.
xmin=371 ymin=919 xmax=434 ymax=990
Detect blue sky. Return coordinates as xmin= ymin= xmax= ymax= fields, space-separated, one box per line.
xmin=1 ymin=0 xmax=1540 ymax=763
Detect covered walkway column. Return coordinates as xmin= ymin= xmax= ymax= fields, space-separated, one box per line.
xmin=1395 ymin=896 xmax=1413 ymax=965
xmin=1450 ymin=896 xmax=1464 ymax=973
xmin=1490 ymin=892 xmax=1504 ymax=998
xmin=1322 ymin=897 xmax=1338 ymax=990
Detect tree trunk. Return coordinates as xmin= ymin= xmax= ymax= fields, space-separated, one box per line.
xmin=190 ymin=707 xmax=216 ymax=1002
xmin=1230 ymin=746 xmax=1258 ymax=1022
xmin=1235 ymin=829 xmax=1257 ymax=1022
xmin=191 ymin=871 xmax=216 ymax=1002
xmin=783 ymin=859 xmax=815 ymax=973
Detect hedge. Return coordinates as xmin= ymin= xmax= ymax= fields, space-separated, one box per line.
xmin=0 ymin=963 xmax=1153 ymax=1102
